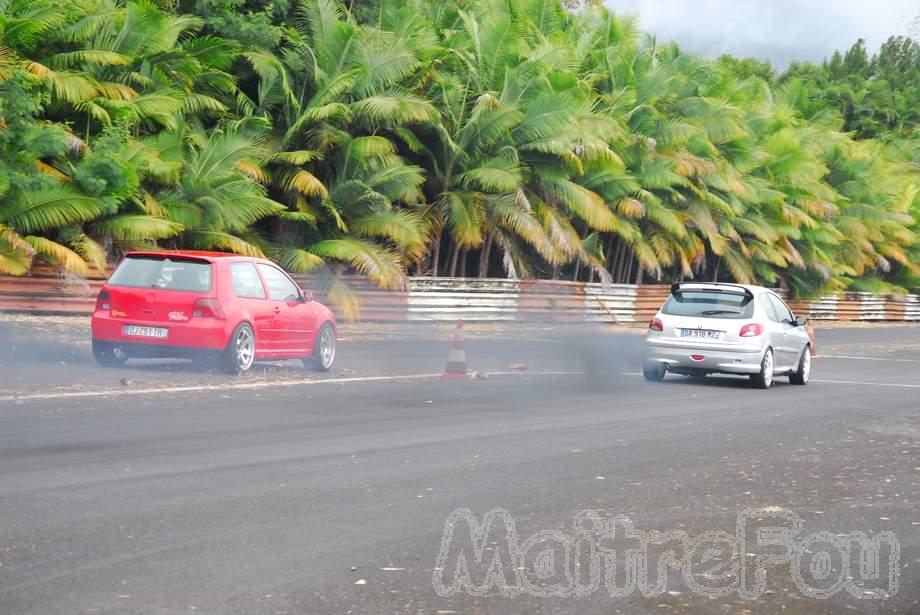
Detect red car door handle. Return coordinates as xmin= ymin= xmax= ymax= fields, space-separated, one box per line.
xmin=273 ymin=307 xmax=281 ymax=314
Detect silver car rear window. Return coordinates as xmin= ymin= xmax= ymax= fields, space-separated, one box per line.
xmin=661 ymin=291 xmax=754 ymax=319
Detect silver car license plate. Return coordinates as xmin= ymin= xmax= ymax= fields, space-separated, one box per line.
xmin=680 ymin=329 xmax=721 ymax=340
xmin=123 ymin=325 xmax=169 ymax=339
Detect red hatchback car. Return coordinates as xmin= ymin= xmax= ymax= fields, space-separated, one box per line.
xmin=91 ymin=251 xmax=337 ymax=374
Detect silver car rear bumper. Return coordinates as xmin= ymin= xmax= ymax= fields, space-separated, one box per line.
xmin=645 ymin=339 xmax=765 ymax=375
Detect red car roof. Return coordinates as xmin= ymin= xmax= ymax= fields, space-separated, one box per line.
xmin=124 ymin=250 xmax=261 ymax=263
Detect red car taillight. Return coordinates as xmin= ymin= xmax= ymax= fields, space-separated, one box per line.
xmin=95 ymin=290 xmax=110 ymax=312
xmin=739 ymin=323 xmax=764 ymax=337
xmin=648 ymin=317 xmax=663 ymax=332
xmin=193 ymin=298 xmax=225 ymax=319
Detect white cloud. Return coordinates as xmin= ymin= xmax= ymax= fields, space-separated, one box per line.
xmin=605 ymin=0 xmax=916 ymax=67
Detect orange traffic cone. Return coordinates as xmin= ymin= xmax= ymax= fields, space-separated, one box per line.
xmin=442 ymin=319 xmax=468 ymax=379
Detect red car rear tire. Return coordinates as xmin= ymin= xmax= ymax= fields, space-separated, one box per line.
xmin=92 ymin=340 xmax=128 ymax=367
xmin=220 ymin=323 xmax=256 ymax=374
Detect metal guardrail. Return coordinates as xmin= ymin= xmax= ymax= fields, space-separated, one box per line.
xmin=905 ymin=295 xmax=920 ymax=321
xmin=405 ymin=278 xmax=640 ymax=322
xmin=1 ymin=267 xmax=918 ymax=323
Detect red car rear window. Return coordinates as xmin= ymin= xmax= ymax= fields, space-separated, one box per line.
xmin=108 ymin=256 xmax=212 ymax=292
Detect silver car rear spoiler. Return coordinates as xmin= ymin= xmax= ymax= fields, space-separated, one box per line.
xmin=670 ymin=282 xmax=754 ymax=298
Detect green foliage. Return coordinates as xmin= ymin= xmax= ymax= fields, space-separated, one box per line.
xmin=182 ymin=0 xmax=292 ymax=49
xmin=73 ymin=127 xmax=139 ymax=211
xmin=716 ymin=55 xmax=774 ymax=82
xmin=0 ymin=0 xmax=917 ymax=300
xmin=782 ymin=36 xmax=920 ymax=139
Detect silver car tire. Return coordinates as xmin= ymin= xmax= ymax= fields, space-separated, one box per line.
xmin=643 ymin=363 xmax=666 ymax=382
xmin=789 ymin=347 xmax=811 ymax=385
xmin=750 ymin=348 xmax=774 ymax=389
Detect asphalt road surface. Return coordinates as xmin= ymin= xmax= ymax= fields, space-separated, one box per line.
xmin=0 ymin=319 xmax=918 ymax=614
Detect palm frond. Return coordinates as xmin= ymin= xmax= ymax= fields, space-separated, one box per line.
xmin=188 ymin=130 xmax=264 ymax=181
xmin=25 ymin=236 xmax=89 ymax=275
xmin=279 ymin=248 xmax=324 ymax=273
xmin=4 ymin=187 xmax=106 ymax=234
xmin=458 ymin=160 xmax=523 ymax=193
xmin=183 ymin=231 xmax=265 ymax=257
xmin=95 ymin=81 xmax=138 ymax=101
xmin=438 ymin=191 xmax=483 ymax=247
xmin=67 ymin=232 xmax=108 ymax=273
xmin=0 ymin=223 xmax=33 ymax=256
xmin=49 ymin=70 xmax=98 ymax=103
xmin=236 ymin=160 xmax=269 ymax=184
xmin=279 ymin=170 xmax=328 ymax=197
xmin=266 ymin=150 xmax=322 ymax=165
xmin=539 ymin=178 xmax=618 ymax=232
xmin=352 ymin=92 xmax=438 ymax=126
xmin=182 ymin=93 xmax=227 ymax=115
xmin=351 ymin=210 xmax=424 ymax=254
xmin=308 ymin=238 xmax=404 ymax=289
xmin=0 ymin=43 xmax=17 ymax=83
xmin=49 ymin=50 xmax=129 ymax=68
xmin=91 ymin=215 xmax=183 ymax=241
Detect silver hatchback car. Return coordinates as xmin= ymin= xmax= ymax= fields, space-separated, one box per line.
xmin=644 ymin=283 xmax=812 ymax=388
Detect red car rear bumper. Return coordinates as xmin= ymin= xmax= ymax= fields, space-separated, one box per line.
xmin=91 ymin=313 xmax=231 ymax=350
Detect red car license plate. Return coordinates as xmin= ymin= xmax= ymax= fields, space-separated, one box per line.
xmin=123 ymin=325 xmax=169 ymax=339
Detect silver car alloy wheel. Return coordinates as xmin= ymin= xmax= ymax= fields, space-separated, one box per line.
xmin=235 ymin=327 xmax=255 ymax=371
xmin=762 ymin=349 xmax=774 ymax=387
xmin=800 ymin=350 xmax=811 ymax=382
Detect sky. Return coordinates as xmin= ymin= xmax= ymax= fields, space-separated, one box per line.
xmin=605 ymin=0 xmax=917 ymax=68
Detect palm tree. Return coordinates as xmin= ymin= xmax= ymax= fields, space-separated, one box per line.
xmin=145 ymin=121 xmax=284 ymax=256
xmin=275 ymin=130 xmax=427 ymax=289
xmin=234 ymin=0 xmax=437 ymax=286
xmin=0 ymin=72 xmax=108 ymax=275
xmin=1 ymin=0 xmax=919 ymax=300
xmin=408 ymin=0 xmax=630 ymax=279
